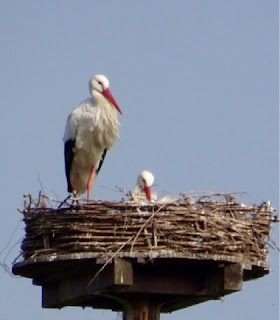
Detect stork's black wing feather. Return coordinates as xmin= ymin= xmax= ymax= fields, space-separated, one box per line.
xmin=64 ymin=139 xmax=75 ymax=192
xmin=96 ymin=149 xmax=107 ymax=175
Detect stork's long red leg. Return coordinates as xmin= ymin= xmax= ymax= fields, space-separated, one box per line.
xmin=87 ymin=166 xmax=95 ymax=201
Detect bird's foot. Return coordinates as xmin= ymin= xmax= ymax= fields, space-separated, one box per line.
xmin=69 ymin=191 xmax=79 ymax=201
xmin=57 ymin=192 xmax=82 ymax=209
xmin=69 ymin=192 xmax=82 ymax=207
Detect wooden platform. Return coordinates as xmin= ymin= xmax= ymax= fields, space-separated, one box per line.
xmin=13 ymin=195 xmax=277 ymax=319
xmin=13 ymin=254 xmax=263 ymax=312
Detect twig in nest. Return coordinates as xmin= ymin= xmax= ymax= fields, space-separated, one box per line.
xmin=144 ymin=229 xmax=152 ymax=249
xmin=36 ymin=190 xmax=42 ymax=208
xmin=153 ymin=219 xmax=158 ymax=247
xmin=57 ymin=195 xmax=72 ymax=209
xmin=115 ymin=185 xmax=131 ymax=200
xmin=37 ymin=172 xmax=52 ymax=207
xmin=23 ymin=193 xmax=34 ymax=211
xmin=130 ymin=202 xmax=171 ymax=252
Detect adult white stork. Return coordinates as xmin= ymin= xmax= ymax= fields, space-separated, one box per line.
xmin=131 ymin=170 xmax=157 ymax=202
xmin=63 ymin=74 xmax=122 ymax=200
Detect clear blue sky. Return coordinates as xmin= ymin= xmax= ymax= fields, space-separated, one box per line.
xmin=0 ymin=1 xmax=278 ymax=319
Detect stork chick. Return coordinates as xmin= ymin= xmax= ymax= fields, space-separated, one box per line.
xmin=131 ymin=170 xmax=157 ymax=202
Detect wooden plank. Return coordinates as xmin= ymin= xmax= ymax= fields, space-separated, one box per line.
xmin=224 ymin=263 xmax=243 ymax=291
xmin=206 ymin=263 xmax=243 ymax=295
xmin=114 ymin=258 xmax=133 ymax=286
xmin=42 ymin=283 xmax=60 ymax=308
xmin=43 ymin=282 xmax=123 ymax=310
xmin=119 ymin=264 xmax=207 ymax=296
xmin=42 ymin=258 xmax=133 ymax=308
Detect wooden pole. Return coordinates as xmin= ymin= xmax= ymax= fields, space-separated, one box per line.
xmin=123 ymin=298 xmax=160 ymax=320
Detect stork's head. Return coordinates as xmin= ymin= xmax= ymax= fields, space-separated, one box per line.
xmin=137 ymin=170 xmax=154 ymax=201
xmin=89 ymin=74 xmax=122 ymax=114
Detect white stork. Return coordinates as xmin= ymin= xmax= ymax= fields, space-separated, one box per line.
xmin=131 ymin=170 xmax=157 ymax=202
xmin=63 ymin=74 xmax=122 ymax=201
xmin=131 ymin=170 xmax=178 ymax=203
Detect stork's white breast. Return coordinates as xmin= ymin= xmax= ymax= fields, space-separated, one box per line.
xmin=64 ymin=98 xmax=120 ymax=167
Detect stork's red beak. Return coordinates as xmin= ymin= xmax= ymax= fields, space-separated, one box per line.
xmin=144 ymin=186 xmax=151 ymax=201
xmin=102 ymin=88 xmax=123 ymax=115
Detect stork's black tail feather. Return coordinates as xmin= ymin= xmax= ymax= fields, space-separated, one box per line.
xmin=64 ymin=139 xmax=75 ymax=192
xmin=96 ymin=149 xmax=107 ymax=175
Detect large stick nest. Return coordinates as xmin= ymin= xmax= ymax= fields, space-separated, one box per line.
xmin=19 ymin=193 xmax=278 ymax=270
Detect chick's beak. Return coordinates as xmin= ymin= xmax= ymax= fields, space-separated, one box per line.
xmin=144 ymin=186 xmax=151 ymax=201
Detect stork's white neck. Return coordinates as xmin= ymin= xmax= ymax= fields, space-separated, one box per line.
xmin=92 ymin=93 xmax=120 ymax=149
xmin=91 ymin=90 xmax=106 ymax=107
